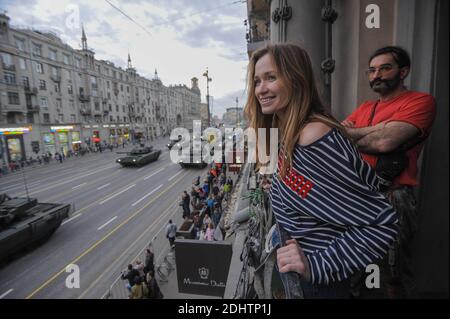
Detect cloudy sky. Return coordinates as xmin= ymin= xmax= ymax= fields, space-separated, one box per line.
xmin=2 ymin=0 xmax=249 ymax=118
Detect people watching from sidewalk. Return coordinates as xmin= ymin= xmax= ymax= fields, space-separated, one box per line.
xmin=342 ymin=46 xmax=436 ymax=298
xmin=129 ymin=276 xmax=149 ymax=299
xmin=181 ymin=191 xmax=191 ymax=219
xmin=165 ymin=219 xmax=177 ymax=248
xmin=144 ymin=248 xmax=154 ymax=274
xmin=134 ymin=259 xmax=145 ymax=278
xmin=244 ymin=43 xmax=398 ymax=298
xmin=121 ymin=264 xmax=140 ymax=292
xmin=146 ymin=270 xmax=163 ymax=299
xmin=204 ymin=223 xmax=215 ymax=241
xmin=202 ymin=213 xmax=212 ymax=230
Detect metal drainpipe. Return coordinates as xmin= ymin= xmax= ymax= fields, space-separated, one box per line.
xmin=321 ymin=0 xmax=338 ymax=108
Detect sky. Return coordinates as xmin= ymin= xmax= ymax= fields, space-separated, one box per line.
xmin=1 ymin=0 xmax=249 ymax=118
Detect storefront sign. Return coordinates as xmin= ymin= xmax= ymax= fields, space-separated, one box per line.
xmin=43 ymin=133 xmax=55 ymax=145
xmin=0 ymin=127 xmax=31 ymax=135
xmin=72 ymin=132 xmax=81 ymax=144
xmin=175 ymin=239 xmax=232 ymax=297
xmin=58 ymin=132 xmax=68 ymax=143
xmin=50 ymin=125 xmax=74 ymax=132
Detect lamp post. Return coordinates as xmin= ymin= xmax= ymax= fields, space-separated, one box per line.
xmin=235 ymin=97 xmax=240 ymax=127
xmin=203 ymin=68 xmax=212 ymax=127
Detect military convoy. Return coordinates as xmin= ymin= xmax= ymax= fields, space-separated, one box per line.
xmin=0 ymin=194 xmax=71 ymax=263
xmin=116 ymin=146 xmax=161 ymax=167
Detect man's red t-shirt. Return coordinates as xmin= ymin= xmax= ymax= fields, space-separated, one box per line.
xmin=346 ymin=91 xmax=436 ymax=187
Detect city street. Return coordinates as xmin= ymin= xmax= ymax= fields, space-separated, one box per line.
xmin=0 ymin=138 xmax=207 ymax=299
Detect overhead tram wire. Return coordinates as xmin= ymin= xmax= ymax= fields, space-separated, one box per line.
xmin=104 ymin=0 xmax=152 ymax=37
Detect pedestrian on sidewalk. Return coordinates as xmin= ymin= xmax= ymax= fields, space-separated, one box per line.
xmin=146 ymin=270 xmax=163 ymax=299
xmin=165 ymin=219 xmax=177 ymax=248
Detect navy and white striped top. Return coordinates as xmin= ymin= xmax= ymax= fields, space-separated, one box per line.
xmin=270 ymin=128 xmax=398 ymax=285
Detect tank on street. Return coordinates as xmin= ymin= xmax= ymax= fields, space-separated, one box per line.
xmin=0 ymin=194 xmax=71 ymax=262
xmin=116 ymin=146 xmax=161 ymax=167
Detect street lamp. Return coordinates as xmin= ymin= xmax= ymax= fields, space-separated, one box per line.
xmin=235 ymin=97 xmax=240 ymax=127
xmin=203 ymin=68 xmax=212 ymax=127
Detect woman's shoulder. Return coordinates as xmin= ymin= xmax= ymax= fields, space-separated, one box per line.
xmin=298 ymin=122 xmax=333 ymax=147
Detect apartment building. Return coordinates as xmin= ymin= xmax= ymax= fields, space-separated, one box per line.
xmin=0 ymin=13 xmax=201 ymax=165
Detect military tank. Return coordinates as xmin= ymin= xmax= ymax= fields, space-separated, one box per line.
xmin=116 ymin=146 xmax=161 ymax=167
xmin=0 ymin=194 xmax=71 ymax=262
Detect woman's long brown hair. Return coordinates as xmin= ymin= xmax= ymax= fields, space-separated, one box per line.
xmin=244 ymin=43 xmax=344 ymax=179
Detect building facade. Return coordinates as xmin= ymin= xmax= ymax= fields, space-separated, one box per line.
xmin=246 ymin=0 xmax=448 ymax=297
xmin=0 ymin=14 xmax=201 ymax=166
xmin=222 ymin=107 xmax=244 ymax=127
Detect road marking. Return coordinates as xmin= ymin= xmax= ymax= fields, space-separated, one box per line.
xmin=72 ymin=183 xmax=87 ymax=190
xmin=168 ymin=170 xmax=183 ymax=181
xmin=25 ymin=170 xmax=190 ymax=299
xmin=143 ymin=167 xmax=165 ymax=180
xmin=98 ymin=184 xmax=136 ymax=205
xmin=0 ymin=289 xmax=13 ymax=299
xmin=97 ymin=183 xmax=111 ymax=190
xmin=61 ymin=213 xmax=82 ymax=226
xmin=17 ymin=164 xmax=116 ymax=196
xmin=97 ymin=216 xmax=118 ymax=231
xmin=131 ymin=185 xmax=163 ymax=206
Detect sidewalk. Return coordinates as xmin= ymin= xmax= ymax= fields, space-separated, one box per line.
xmin=159 ymin=165 xmax=245 ymax=299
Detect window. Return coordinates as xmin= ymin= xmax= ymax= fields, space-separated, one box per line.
xmin=39 ymin=80 xmax=46 ymax=90
xmin=75 ymin=58 xmax=81 ymax=68
xmin=48 ymin=49 xmax=57 ymax=61
xmin=0 ymin=52 xmax=12 ymax=66
xmin=126 ymin=86 xmax=129 ymax=93
xmin=107 ymin=92 xmax=111 ymax=99
xmin=116 ymin=105 xmax=119 ymax=112
xmin=58 ymin=114 xmax=64 ymax=122
xmin=27 ymin=113 xmax=34 ymax=124
xmin=22 ymin=76 xmax=29 ymax=88
xmin=35 ymin=62 xmax=44 ymax=74
xmin=43 ymin=113 xmax=50 ymax=123
xmin=110 ymin=115 xmax=113 ymax=122
xmin=68 ymin=84 xmax=73 ymax=94
xmin=40 ymin=97 xmax=49 ymax=110
xmin=32 ymin=43 xmax=42 ymax=56
xmin=120 ymin=84 xmax=123 ymax=92
xmin=51 ymin=66 xmax=58 ymax=77
xmin=4 ymin=72 xmax=16 ymax=84
xmin=124 ymin=116 xmax=127 ymax=122
xmin=117 ymin=115 xmax=120 ymax=122
xmin=65 ymin=69 xmax=71 ymax=79
xmin=120 ymin=73 xmax=123 ymax=80
xmin=7 ymin=113 xmax=16 ymax=124
xmin=8 ymin=92 xmax=20 ymax=105
xmin=107 ymin=81 xmax=110 ymax=89
xmin=69 ymin=100 xmax=75 ymax=108
xmin=109 ymin=104 xmax=112 ymax=111
xmin=15 ymin=38 xmax=25 ymax=51
xmin=70 ymin=114 xmax=76 ymax=123
xmin=95 ymin=102 xmax=100 ymax=111
xmin=63 ymin=54 xmax=70 ymax=65
xmin=122 ymin=105 xmax=125 ymax=112
xmin=19 ymin=58 xmax=26 ymax=70
xmin=54 ymin=83 xmax=60 ymax=93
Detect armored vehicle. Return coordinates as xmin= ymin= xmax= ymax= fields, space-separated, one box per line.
xmin=0 ymin=194 xmax=71 ymax=262
xmin=116 ymin=146 xmax=161 ymax=167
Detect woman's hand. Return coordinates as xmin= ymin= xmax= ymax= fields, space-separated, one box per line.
xmin=276 ymin=239 xmax=311 ymax=281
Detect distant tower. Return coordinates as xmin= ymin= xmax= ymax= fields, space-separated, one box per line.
xmin=127 ymin=52 xmax=132 ymax=69
xmin=154 ymin=69 xmax=159 ymax=80
xmin=81 ymin=24 xmax=88 ymax=50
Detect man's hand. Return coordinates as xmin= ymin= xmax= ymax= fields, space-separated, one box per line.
xmin=341 ymin=120 xmax=354 ymax=128
xmin=276 ymin=239 xmax=311 ymax=281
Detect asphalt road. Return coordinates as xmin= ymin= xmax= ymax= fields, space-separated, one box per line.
xmin=0 ymin=137 xmax=207 ymax=299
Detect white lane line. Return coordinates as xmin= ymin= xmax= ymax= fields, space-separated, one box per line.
xmin=131 ymin=184 xmax=163 ymax=207
xmin=72 ymin=183 xmax=87 ymax=190
xmin=168 ymin=170 xmax=183 ymax=181
xmin=98 ymin=184 xmax=136 ymax=205
xmin=143 ymin=167 xmax=165 ymax=180
xmin=61 ymin=213 xmax=82 ymax=226
xmin=97 ymin=216 xmax=118 ymax=231
xmin=0 ymin=289 xmax=13 ymax=299
xmin=97 ymin=183 xmax=111 ymax=190
xmin=136 ymin=166 xmax=147 ymax=172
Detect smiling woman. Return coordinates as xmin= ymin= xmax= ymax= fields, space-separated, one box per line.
xmin=244 ymin=43 xmax=399 ymax=299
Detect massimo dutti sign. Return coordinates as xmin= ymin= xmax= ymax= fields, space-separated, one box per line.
xmin=175 ymin=239 xmax=232 ymax=297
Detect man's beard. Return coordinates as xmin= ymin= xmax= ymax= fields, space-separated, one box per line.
xmin=370 ymin=72 xmax=402 ymax=94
